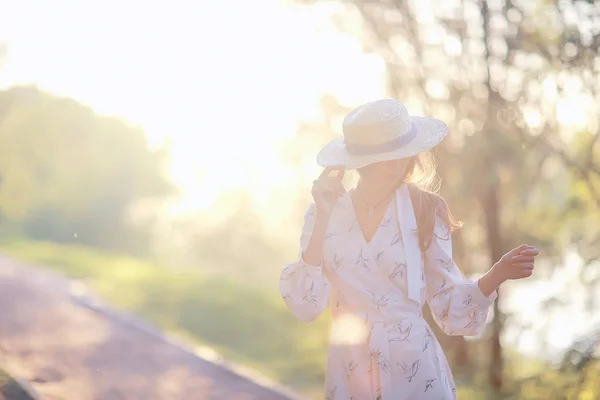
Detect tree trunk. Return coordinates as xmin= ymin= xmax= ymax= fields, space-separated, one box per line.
xmin=483 ymin=176 xmax=504 ymax=392
xmin=481 ymin=0 xmax=505 ymax=393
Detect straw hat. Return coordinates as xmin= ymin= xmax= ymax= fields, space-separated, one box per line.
xmin=316 ymin=99 xmax=448 ymax=170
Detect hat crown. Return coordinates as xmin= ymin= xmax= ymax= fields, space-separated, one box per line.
xmin=342 ymin=99 xmax=411 ymax=146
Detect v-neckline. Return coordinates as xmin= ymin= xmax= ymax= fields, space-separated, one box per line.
xmin=348 ymin=190 xmax=395 ymax=246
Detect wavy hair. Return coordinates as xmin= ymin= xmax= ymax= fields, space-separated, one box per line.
xmin=404 ymin=152 xmax=462 ymax=251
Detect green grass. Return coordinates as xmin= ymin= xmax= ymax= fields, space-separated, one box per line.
xmin=0 ymin=239 xmax=330 ymax=398
xmin=0 ymin=369 xmax=36 ymax=400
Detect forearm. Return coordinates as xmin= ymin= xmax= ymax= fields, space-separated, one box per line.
xmin=477 ymin=265 xmax=505 ymax=297
xmin=301 ymin=212 xmax=329 ymax=266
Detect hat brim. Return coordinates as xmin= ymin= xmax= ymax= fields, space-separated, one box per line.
xmin=316 ymin=116 xmax=448 ymax=170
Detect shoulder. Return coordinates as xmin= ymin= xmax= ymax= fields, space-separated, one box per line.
xmin=407 ymin=183 xmax=443 ymax=211
xmin=408 ymin=183 xmax=461 ymax=234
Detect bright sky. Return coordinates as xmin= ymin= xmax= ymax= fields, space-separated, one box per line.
xmin=0 ymin=0 xmax=386 ymax=215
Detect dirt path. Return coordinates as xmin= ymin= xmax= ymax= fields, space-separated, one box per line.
xmin=0 ymin=256 xmax=302 ymax=400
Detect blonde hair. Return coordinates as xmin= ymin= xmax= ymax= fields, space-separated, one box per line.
xmin=405 ymin=152 xmax=462 ymax=251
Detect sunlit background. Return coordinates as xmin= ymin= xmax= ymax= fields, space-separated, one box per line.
xmin=0 ymin=0 xmax=388 ymax=214
xmin=0 ymin=0 xmax=599 ymax=399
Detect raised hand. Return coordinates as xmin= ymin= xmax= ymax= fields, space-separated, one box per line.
xmin=311 ymin=167 xmax=345 ymax=217
xmin=493 ymin=244 xmax=539 ymax=281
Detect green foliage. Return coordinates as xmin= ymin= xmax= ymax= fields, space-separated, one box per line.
xmin=0 ymin=86 xmax=174 ymax=254
xmin=513 ymin=363 xmax=600 ymax=400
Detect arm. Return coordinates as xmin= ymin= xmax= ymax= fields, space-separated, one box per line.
xmin=425 ymin=216 xmax=497 ymax=336
xmin=279 ymin=203 xmax=331 ymax=322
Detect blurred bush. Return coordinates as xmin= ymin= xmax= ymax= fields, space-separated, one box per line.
xmin=0 ymin=86 xmax=174 ymax=256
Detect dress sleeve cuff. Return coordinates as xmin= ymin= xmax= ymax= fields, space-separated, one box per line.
xmin=300 ymin=253 xmax=322 ymax=269
xmin=472 ymin=279 xmax=498 ymax=305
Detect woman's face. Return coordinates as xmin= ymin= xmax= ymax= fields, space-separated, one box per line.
xmin=359 ymin=158 xmax=412 ymax=181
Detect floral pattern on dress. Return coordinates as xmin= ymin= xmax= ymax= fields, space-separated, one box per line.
xmin=279 ymin=189 xmax=497 ymax=399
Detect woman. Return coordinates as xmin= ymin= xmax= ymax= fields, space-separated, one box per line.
xmin=279 ymin=99 xmax=538 ymax=400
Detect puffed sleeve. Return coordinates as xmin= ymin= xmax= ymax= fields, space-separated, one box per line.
xmin=424 ymin=216 xmax=497 ymax=336
xmin=279 ymin=203 xmax=331 ymax=322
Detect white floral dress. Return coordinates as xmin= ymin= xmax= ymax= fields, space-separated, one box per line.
xmin=279 ymin=184 xmax=497 ymax=400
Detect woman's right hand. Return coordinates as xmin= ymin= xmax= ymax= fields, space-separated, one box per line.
xmin=312 ymin=167 xmax=345 ymax=218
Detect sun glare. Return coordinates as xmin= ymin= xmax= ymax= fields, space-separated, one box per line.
xmin=0 ymin=0 xmax=385 ymax=215
xmin=556 ymin=95 xmax=590 ymax=131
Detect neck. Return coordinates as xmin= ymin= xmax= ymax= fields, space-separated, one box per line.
xmin=358 ymin=177 xmax=404 ymax=198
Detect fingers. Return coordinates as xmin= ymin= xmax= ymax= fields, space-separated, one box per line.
xmin=507 ymin=264 xmax=534 ymax=280
xmin=312 ymin=179 xmax=345 ymax=204
xmin=507 ymin=244 xmax=539 ymax=258
xmin=511 ymin=255 xmax=536 ymax=264
xmin=518 ymin=269 xmax=534 ymax=278
xmin=313 ymin=179 xmax=345 ymax=193
xmin=319 ymin=166 xmax=345 ymax=180
xmin=514 ymin=262 xmax=535 ymax=270
xmin=519 ymin=247 xmax=539 ymax=256
xmin=508 ymin=244 xmax=529 ymax=256
xmin=333 ymin=169 xmax=345 ymax=181
xmin=313 ymin=170 xmax=346 ymax=195
xmin=512 ymin=257 xmax=536 ymax=279
xmin=319 ymin=167 xmax=334 ymax=179
xmin=502 ymin=245 xmax=538 ymax=280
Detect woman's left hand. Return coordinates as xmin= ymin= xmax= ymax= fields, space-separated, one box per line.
xmin=493 ymin=244 xmax=539 ymax=282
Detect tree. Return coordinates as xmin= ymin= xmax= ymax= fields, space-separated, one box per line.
xmin=293 ymin=0 xmax=600 ymax=395
xmin=0 ymin=86 xmax=175 ymax=254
